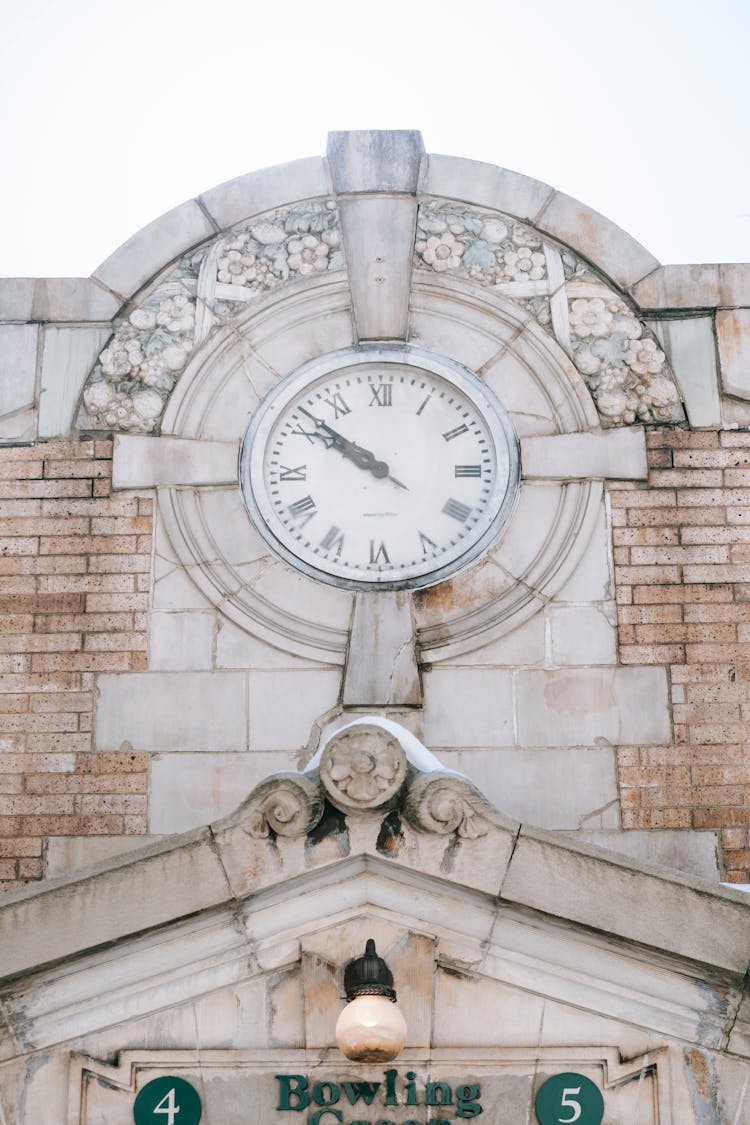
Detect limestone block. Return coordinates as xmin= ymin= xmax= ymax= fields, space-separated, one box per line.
xmin=343 ymin=592 xmax=420 ymax=706
xmin=45 ymin=834 xmax=165 ymax=878
xmin=716 ymin=308 xmax=750 ymax=401
xmin=199 ymin=157 xmax=328 ymax=229
xmin=250 ymin=304 xmax=355 ymax=376
xmin=327 ymin=130 xmax=424 ymax=194
xmin=95 ymin=671 xmax=248 ymax=752
xmin=215 ymin=619 xmax=319 ymax=670
xmin=0 ymin=323 xmax=38 ymax=422
xmin=0 ymin=831 xmax=231 ymax=979
xmin=38 ymin=325 xmax=111 ymax=437
xmin=0 ymin=277 xmax=35 ymax=321
xmin=632 ymin=263 xmax=750 ymax=309
xmin=549 ymin=604 xmax=617 ymax=665
xmin=422 ymin=155 xmax=554 ymax=222
xmin=248 ymin=668 xmax=341 ymax=750
xmin=571 ymin=829 xmax=721 ymax=882
xmin=556 ymin=500 xmax=612 ymax=601
xmin=515 ymin=667 xmax=670 ymax=746
xmin=537 ymin=192 xmax=659 ymax=290
xmin=150 ymin=751 xmax=292 ymax=832
xmin=459 ymin=746 xmax=619 ymax=829
xmin=521 ymin=428 xmax=648 ymax=481
xmin=481 ymin=347 xmax=557 ymax=436
xmin=34 ymin=277 xmax=122 ymax=321
xmin=647 ymin=316 xmax=721 ymax=426
xmin=337 ymin=196 xmax=416 ymax=339
xmin=93 ymin=199 xmax=216 ymax=300
xmin=422 ymin=667 xmax=514 ymax=746
xmin=112 ymin=434 xmax=238 ymax=489
xmin=407 ymin=300 xmax=517 ymax=373
xmin=149 ymin=611 xmax=215 ymax=671
xmin=502 ymin=827 xmax=750 ymax=974
xmin=444 ymin=613 xmax=546 ymax=667
xmin=0 ymin=406 xmax=36 ymax=442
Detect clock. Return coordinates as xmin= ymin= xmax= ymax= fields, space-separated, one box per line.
xmin=239 ymin=343 xmax=520 ymax=592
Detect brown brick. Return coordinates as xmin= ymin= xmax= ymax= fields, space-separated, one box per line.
xmin=610 ymin=489 xmax=677 ymax=508
xmin=614 ymin=565 xmax=682 ymax=584
xmin=0 ymin=837 xmax=42 ymax=857
xmin=89 ymin=516 xmax=152 ymax=535
xmin=613 ymin=527 xmax=679 ymax=546
xmin=83 ymin=633 xmax=148 ymax=652
xmin=618 ymin=644 xmax=685 ymax=664
xmin=647 ymin=431 xmax=719 ymax=449
xmin=43 ymin=459 xmax=111 ymax=479
xmin=0 ymin=478 xmax=91 ymax=499
xmin=618 ymin=605 xmax=683 ymax=625
xmin=84 ymin=592 xmax=149 ymax=612
xmin=0 ymin=594 xmax=84 ymax=614
xmin=35 ymin=612 xmax=134 ymax=633
xmin=39 ymin=535 xmax=138 ymax=556
xmin=650 ymin=469 xmax=724 ymax=488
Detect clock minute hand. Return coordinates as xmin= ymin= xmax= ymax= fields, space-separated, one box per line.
xmin=297 ymin=407 xmax=389 ymax=479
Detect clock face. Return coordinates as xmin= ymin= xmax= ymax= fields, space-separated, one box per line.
xmin=239 ymin=344 xmax=520 ymax=591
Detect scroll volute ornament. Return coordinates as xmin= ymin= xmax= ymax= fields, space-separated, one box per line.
xmin=320 ymin=725 xmax=408 ymax=813
xmin=244 ymin=773 xmax=325 ymax=839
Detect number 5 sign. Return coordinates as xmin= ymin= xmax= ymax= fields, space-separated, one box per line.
xmin=535 ymin=1072 xmax=604 ymax=1125
xmin=133 ymin=1076 xmax=202 ymax=1125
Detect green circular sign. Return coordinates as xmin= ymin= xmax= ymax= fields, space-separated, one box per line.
xmin=133 ymin=1076 xmax=202 ymax=1125
xmin=535 ymin=1072 xmax=604 ymax=1125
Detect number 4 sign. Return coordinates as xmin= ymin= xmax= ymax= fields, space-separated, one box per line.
xmin=535 ymin=1072 xmax=604 ymax=1125
xmin=133 ymin=1076 xmax=202 ymax=1125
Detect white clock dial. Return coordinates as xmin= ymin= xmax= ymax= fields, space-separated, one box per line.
xmin=239 ymin=344 xmax=520 ymax=591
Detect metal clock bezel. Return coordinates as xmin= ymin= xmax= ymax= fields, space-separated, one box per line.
xmin=239 ymin=342 xmax=520 ymax=592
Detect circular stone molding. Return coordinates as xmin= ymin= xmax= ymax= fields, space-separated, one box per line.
xmin=156 ymin=272 xmax=606 ymax=664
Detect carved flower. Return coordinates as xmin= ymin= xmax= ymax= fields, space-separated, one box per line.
xmin=155 ymin=294 xmax=195 ymax=335
xmin=500 ymin=246 xmax=546 ymax=282
xmin=625 ymin=336 xmax=666 ymax=376
xmin=480 ymin=218 xmax=509 ymax=243
xmin=287 ymin=234 xmax=330 ymax=276
xmin=511 ymin=224 xmax=543 ymax=249
xmin=418 ymin=231 xmax=464 ymax=272
xmin=99 ymin=326 xmax=144 ymax=377
xmin=569 ymin=297 xmax=613 ymax=339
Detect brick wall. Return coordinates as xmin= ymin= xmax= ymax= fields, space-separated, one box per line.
xmin=0 ymin=441 xmax=151 ymax=892
xmin=613 ymin=430 xmax=750 ymax=882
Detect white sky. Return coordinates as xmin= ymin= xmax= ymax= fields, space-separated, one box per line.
xmin=1 ymin=0 xmax=749 ymax=277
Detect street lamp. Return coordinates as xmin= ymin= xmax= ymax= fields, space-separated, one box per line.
xmin=335 ymin=939 xmax=408 ymax=1062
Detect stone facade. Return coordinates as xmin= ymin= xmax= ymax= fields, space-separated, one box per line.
xmin=1 ymin=132 xmax=750 ymax=890
xmin=3 ymin=129 xmax=750 ymax=1125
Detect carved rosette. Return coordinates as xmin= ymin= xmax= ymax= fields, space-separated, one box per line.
xmin=320 ymin=725 xmax=407 ymax=813
xmin=243 ymin=773 xmax=325 ymax=839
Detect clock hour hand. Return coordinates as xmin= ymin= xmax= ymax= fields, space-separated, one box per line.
xmin=297 ymin=407 xmax=392 ymax=481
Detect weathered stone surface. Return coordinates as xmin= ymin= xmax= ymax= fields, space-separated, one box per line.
xmin=549 ymin=604 xmax=617 ymax=665
xmin=38 ymin=325 xmax=111 ymax=437
xmin=537 ymin=192 xmax=659 ymax=289
xmin=516 ymin=667 xmax=670 ymax=746
xmin=422 ymin=155 xmax=554 ymax=221
xmin=647 ymin=316 xmax=721 ymax=427
xmin=571 ymin=829 xmax=721 ymax=881
xmin=93 ymin=199 xmax=216 ymax=300
xmin=423 ymin=668 xmax=514 ymax=746
xmin=112 ymin=434 xmax=238 ymax=489
xmin=199 ymin=157 xmax=328 ymax=229
xmin=460 ymin=746 xmax=619 ymax=829
xmin=338 ymin=196 xmax=416 ymax=339
xmin=327 ymin=129 xmax=424 ymax=194
xmin=0 ymin=324 xmax=38 ymax=422
xmin=501 ymin=827 xmax=750 ymax=973
xmin=149 ymin=610 xmax=215 ymax=671
xmin=521 ymin=428 xmax=648 ymax=481
xmin=248 ymin=669 xmax=341 ymax=750
xmin=0 ymin=831 xmax=231 ymax=978
xmin=632 ymin=263 xmax=750 ymax=309
xmin=96 ymin=671 xmax=248 ymax=752
xmin=150 ymin=751 xmax=291 ymax=832
xmin=343 ymin=592 xmax=420 ymax=706
xmin=716 ymin=308 xmax=750 ymax=401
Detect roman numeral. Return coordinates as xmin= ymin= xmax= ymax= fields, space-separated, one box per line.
xmin=369 ymin=539 xmax=390 ymax=564
xmin=369 ymin=383 xmax=392 ymax=407
xmin=419 ymin=531 xmax=438 ymax=556
xmin=454 ymin=464 xmax=482 ymax=478
xmin=322 ymin=391 xmax=351 ymax=419
xmin=279 ymin=464 xmax=307 ymax=481
xmin=287 ymin=495 xmax=317 ymax=527
xmin=290 ymin=425 xmax=318 ymax=444
xmin=320 ymin=526 xmax=345 ymax=556
xmin=443 ymin=423 xmax=469 ymax=442
xmin=442 ymin=498 xmax=472 ymax=522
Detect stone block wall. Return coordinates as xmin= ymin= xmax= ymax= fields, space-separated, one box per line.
xmin=0 ymin=441 xmax=151 ymax=889
xmin=613 ymin=430 xmax=750 ymax=880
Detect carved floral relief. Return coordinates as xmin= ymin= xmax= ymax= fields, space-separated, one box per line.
xmin=414 ymin=201 xmax=683 ymax=428
xmin=80 ymin=200 xmax=344 ymax=433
